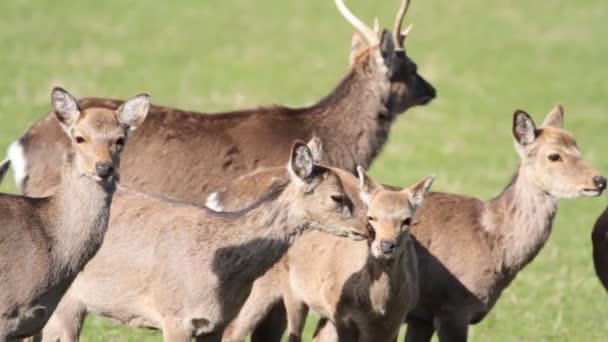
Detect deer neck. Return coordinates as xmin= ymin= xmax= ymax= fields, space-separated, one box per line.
xmin=483 ymin=169 xmax=558 ymax=276
xmin=211 ymin=184 xmax=308 ymax=285
xmin=46 ymin=153 xmax=115 ymax=276
xmin=313 ymin=56 xmax=392 ymax=170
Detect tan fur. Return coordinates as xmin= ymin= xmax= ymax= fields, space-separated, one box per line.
xmin=0 ymin=88 xmax=149 ymax=341
xmin=401 ymin=105 xmax=605 ymax=341
xmin=13 ymin=1 xmax=435 ymax=205
xmin=218 ymin=164 xmax=432 ymax=342
xmin=39 ymin=142 xmax=368 ymax=342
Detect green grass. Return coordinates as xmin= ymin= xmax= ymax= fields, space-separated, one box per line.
xmin=2 ymin=0 xmax=608 ymax=340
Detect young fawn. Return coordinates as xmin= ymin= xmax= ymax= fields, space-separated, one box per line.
xmin=279 ymin=169 xmax=432 ymax=342
xmin=11 ymin=0 xmax=434 ymax=205
xmin=39 ymin=142 xmax=368 ymax=342
xmin=0 ymin=87 xmax=150 ymax=341
xmin=401 ymin=105 xmax=606 ymax=341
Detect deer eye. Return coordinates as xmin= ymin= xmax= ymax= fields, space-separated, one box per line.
xmin=75 ymin=136 xmax=85 ymax=144
xmin=548 ymin=153 xmax=561 ymax=162
xmin=402 ymin=217 xmax=412 ymax=227
xmin=331 ymin=195 xmax=344 ymax=205
xmin=116 ymin=137 xmax=125 ymax=146
xmin=367 ymin=216 xmax=376 ymax=222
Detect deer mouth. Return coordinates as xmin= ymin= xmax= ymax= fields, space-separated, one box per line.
xmin=582 ymin=188 xmax=603 ymax=197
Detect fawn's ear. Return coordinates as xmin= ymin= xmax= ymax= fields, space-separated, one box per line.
xmin=288 ymin=140 xmax=316 ymax=185
xmin=541 ymin=104 xmax=564 ymax=129
xmin=306 ymin=135 xmax=324 ymax=163
xmin=407 ymin=175 xmax=434 ymax=209
xmin=51 ymin=87 xmax=81 ymax=132
xmin=512 ymin=109 xmax=537 ymax=152
xmin=117 ymin=93 xmax=151 ymax=132
xmin=357 ymin=166 xmax=380 ymax=206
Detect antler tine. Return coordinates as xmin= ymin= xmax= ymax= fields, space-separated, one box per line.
xmin=334 ymin=0 xmax=378 ymax=44
xmin=393 ymin=0 xmax=411 ymax=49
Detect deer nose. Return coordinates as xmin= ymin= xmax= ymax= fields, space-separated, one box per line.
xmin=95 ymin=162 xmax=114 ymax=179
xmin=594 ymin=176 xmax=607 ymax=191
xmin=380 ymin=240 xmax=396 ymax=254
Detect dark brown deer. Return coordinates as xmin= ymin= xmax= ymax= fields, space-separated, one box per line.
xmin=591 ymin=209 xmax=608 ymax=292
xmin=37 ymin=142 xmax=369 ymax=342
xmin=0 ymin=87 xmax=150 ymax=341
xmin=7 ymin=0 xmax=435 ymax=204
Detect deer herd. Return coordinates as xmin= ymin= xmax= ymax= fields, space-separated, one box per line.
xmin=0 ymin=0 xmax=606 ymax=341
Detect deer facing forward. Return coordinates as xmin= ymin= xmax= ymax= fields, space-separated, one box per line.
xmin=0 ymin=87 xmax=150 ymax=341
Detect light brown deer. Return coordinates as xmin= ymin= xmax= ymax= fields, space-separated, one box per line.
xmin=38 ymin=142 xmax=368 ymax=342
xmin=591 ymin=208 xmax=608 ymax=292
xmin=281 ymin=169 xmax=432 ymax=342
xmin=0 ymin=87 xmax=150 ymax=341
xmin=8 ymin=0 xmax=435 ymax=205
xmin=397 ymin=105 xmax=606 ymax=341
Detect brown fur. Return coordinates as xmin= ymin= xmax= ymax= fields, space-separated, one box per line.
xmin=218 ymin=162 xmax=432 ymax=342
xmin=219 ymin=105 xmax=606 ymax=342
xmin=0 ymin=88 xmax=149 ymax=341
xmin=592 ymin=208 xmax=608 ymax=292
xmin=38 ymin=142 xmax=368 ymax=342
xmin=13 ymin=2 xmax=435 ymax=202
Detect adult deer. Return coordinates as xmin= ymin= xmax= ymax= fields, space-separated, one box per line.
xmin=219 ymin=165 xmax=433 ymax=342
xmin=38 ymin=142 xmax=368 ymax=342
xmin=0 ymin=87 xmax=150 ymax=341
xmin=8 ymin=0 xmax=435 ymax=204
xmin=398 ymin=105 xmax=606 ymax=341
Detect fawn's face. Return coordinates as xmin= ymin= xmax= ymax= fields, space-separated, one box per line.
xmin=51 ymin=87 xmax=150 ymax=186
xmin=358 ymin=167 xmax=433 ymax=260
xmin=514 ymin=105 xmax=606 ymax=198
xmin=288 ymin=142 xmax=368 ymax=240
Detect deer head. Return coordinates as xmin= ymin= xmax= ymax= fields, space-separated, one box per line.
xmin=336 ymin=0 xmax=436 ymax=113
xmin=512 ymin=105 xmax=606 ymax=198
xmin=51 ymin=87 xmax=150 ymax=188
xmin=287 ymin=141 xmax=368 ymax=241
xmin=358 ymin=166 xmax=433 ymax=259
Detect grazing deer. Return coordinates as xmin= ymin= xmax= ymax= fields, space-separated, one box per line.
xmin=591 ymin=209 xmax=608 ymax=292
xmin=9 ymin=0 xmax=435 ymax=205
xmin=39 ymin=142 xmax=368 ymax=342
xmin=397 ymin=105 xmax=606 ymax=341
xmin=0 ymin=87 xmax=150 ymax=341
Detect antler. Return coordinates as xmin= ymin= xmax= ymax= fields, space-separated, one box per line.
xmin=393 ymin=0 xmax=413 ymax=49
xmin=334 ymin=0 xmax=378 ymax=45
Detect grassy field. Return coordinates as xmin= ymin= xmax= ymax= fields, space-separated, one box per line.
xmin=2 ymin=0 xmax=608 ymax=340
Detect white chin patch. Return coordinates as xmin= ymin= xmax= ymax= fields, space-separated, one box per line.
xmin=581 ymin=189 xmax=601 ymax=197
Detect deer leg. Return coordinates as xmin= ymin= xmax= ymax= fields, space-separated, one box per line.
xmin=312 ymin=318 xmax=338 ymax=342
xmin=284 ymin=284 xmax=308 ymax=342
xmin=162 ymin=320 xmax=191 ymax=342
xmin=404 ymin=317 xmax=435 ymax=342
xmin=434 ymin=316 xmax=468 ymax=342
xmin=40 ymin=297 xmax=87 ymax=342
xmin=249 ymin=302 xmax=286 ymax=342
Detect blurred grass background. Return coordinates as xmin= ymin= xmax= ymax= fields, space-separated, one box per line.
xmin=1 ymin=0 xmax=608 ymax=340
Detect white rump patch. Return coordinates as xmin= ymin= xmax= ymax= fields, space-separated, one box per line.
xmin=205 ymin=192 xmax=224 ymax=212
xmin=7 ymin=141 xmax=27 ymax=193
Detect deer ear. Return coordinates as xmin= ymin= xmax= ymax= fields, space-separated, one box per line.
xmin=306 ymin=135 xmax=324 ymax=164
xmin=51 ymin=87 xmax=80 ymax=131
xmin=407 ymin=175 xmax=434 ymax=208
xmin=512 ymin=109 xmax=537 ymax=147
xmin=357 ymin=166 xmax=380 ymax=205
xmin=542 ymin=104 xmax=564 ymax=128
xmin=117 ymin=93 xmax=151 ymax=131
xmin=380 ymin=29 xmax=395 ymax=61
xmin=288 ymin=141 xmax=315 ymax=184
